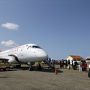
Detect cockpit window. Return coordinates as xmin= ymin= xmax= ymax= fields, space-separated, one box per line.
xmin=27 ymin=45 xmax=41 ymax=49
xmin=32 ymin=46 xmax=41 ymax=48
xmin=27 ymin=46 xmax=31 ymax=49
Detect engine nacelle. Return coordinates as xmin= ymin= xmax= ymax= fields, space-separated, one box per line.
xmin=6 ymin=56 xmax=16 ymax=63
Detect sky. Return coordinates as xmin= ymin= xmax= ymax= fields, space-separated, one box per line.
xmin=0 ymin=0 xmax=90 ymax=59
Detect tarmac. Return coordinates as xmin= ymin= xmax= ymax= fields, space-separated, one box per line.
xmin=0 ymin=68 xmax=90 ymax=90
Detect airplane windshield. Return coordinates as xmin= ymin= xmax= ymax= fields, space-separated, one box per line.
xmin=32 ymin=46 xmax=41 ymax=49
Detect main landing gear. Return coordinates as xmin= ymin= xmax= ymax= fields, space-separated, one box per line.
xmin=28 ymin=62 xmax=33 ymax=71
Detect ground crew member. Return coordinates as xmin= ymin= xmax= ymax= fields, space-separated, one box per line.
xmin=88 ymin=64 xmax=90 ymax=78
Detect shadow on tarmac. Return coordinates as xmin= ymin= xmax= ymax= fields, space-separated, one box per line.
xmin=0 ymin=66 xmax=63 ymax=74
xmin=30 ymin=67 xmax=63 ymax=73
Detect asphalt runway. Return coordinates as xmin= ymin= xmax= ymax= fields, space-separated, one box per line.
xmin=0 ymin=69 xmax=90 ymax=90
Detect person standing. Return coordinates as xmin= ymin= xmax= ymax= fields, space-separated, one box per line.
xmin=67 ymin=60 xmax=70 ymax=69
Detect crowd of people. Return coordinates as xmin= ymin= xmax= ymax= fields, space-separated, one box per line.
xmin=59 ymin=60 xmax=88 ymax=71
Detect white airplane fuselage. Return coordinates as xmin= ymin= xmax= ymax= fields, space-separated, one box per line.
xmin=0 ymin=44 xmax=48 ymax=63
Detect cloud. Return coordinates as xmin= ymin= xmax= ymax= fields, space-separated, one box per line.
xmin=1 ymin=40 xmax=17 ymax=47
xmin=1 ymin=22 xmax=19 ymax=30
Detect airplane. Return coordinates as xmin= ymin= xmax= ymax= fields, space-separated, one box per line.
xmin=0 ymin=44 xmax=48 ymax=70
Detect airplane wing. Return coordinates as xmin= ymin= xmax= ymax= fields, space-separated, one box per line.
xmin=0 ymin=56 xmax=16 ymax=62
xmin=0 ymin=54 xmax=21 ymax=63
xmin=0 ymin=58 xmax=8 ymax=60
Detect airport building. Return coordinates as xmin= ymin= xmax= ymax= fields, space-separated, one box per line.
xmin=66 ymin=55 xmax=83 ymax=64
xmin=86 ymin=57 xmax=90 ymax=64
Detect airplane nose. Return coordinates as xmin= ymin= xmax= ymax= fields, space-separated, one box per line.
xmin=36 ymin=50 xmax=48 ymax=60
xmin=41 ymin=52 xmax=48 ymax=60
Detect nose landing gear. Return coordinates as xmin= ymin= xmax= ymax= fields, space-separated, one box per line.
xmin=28 ymin=62 xmax=33 ymax=71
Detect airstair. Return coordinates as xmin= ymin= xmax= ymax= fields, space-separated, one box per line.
xmin=44 ymin=59 xmax=55 ymax=70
